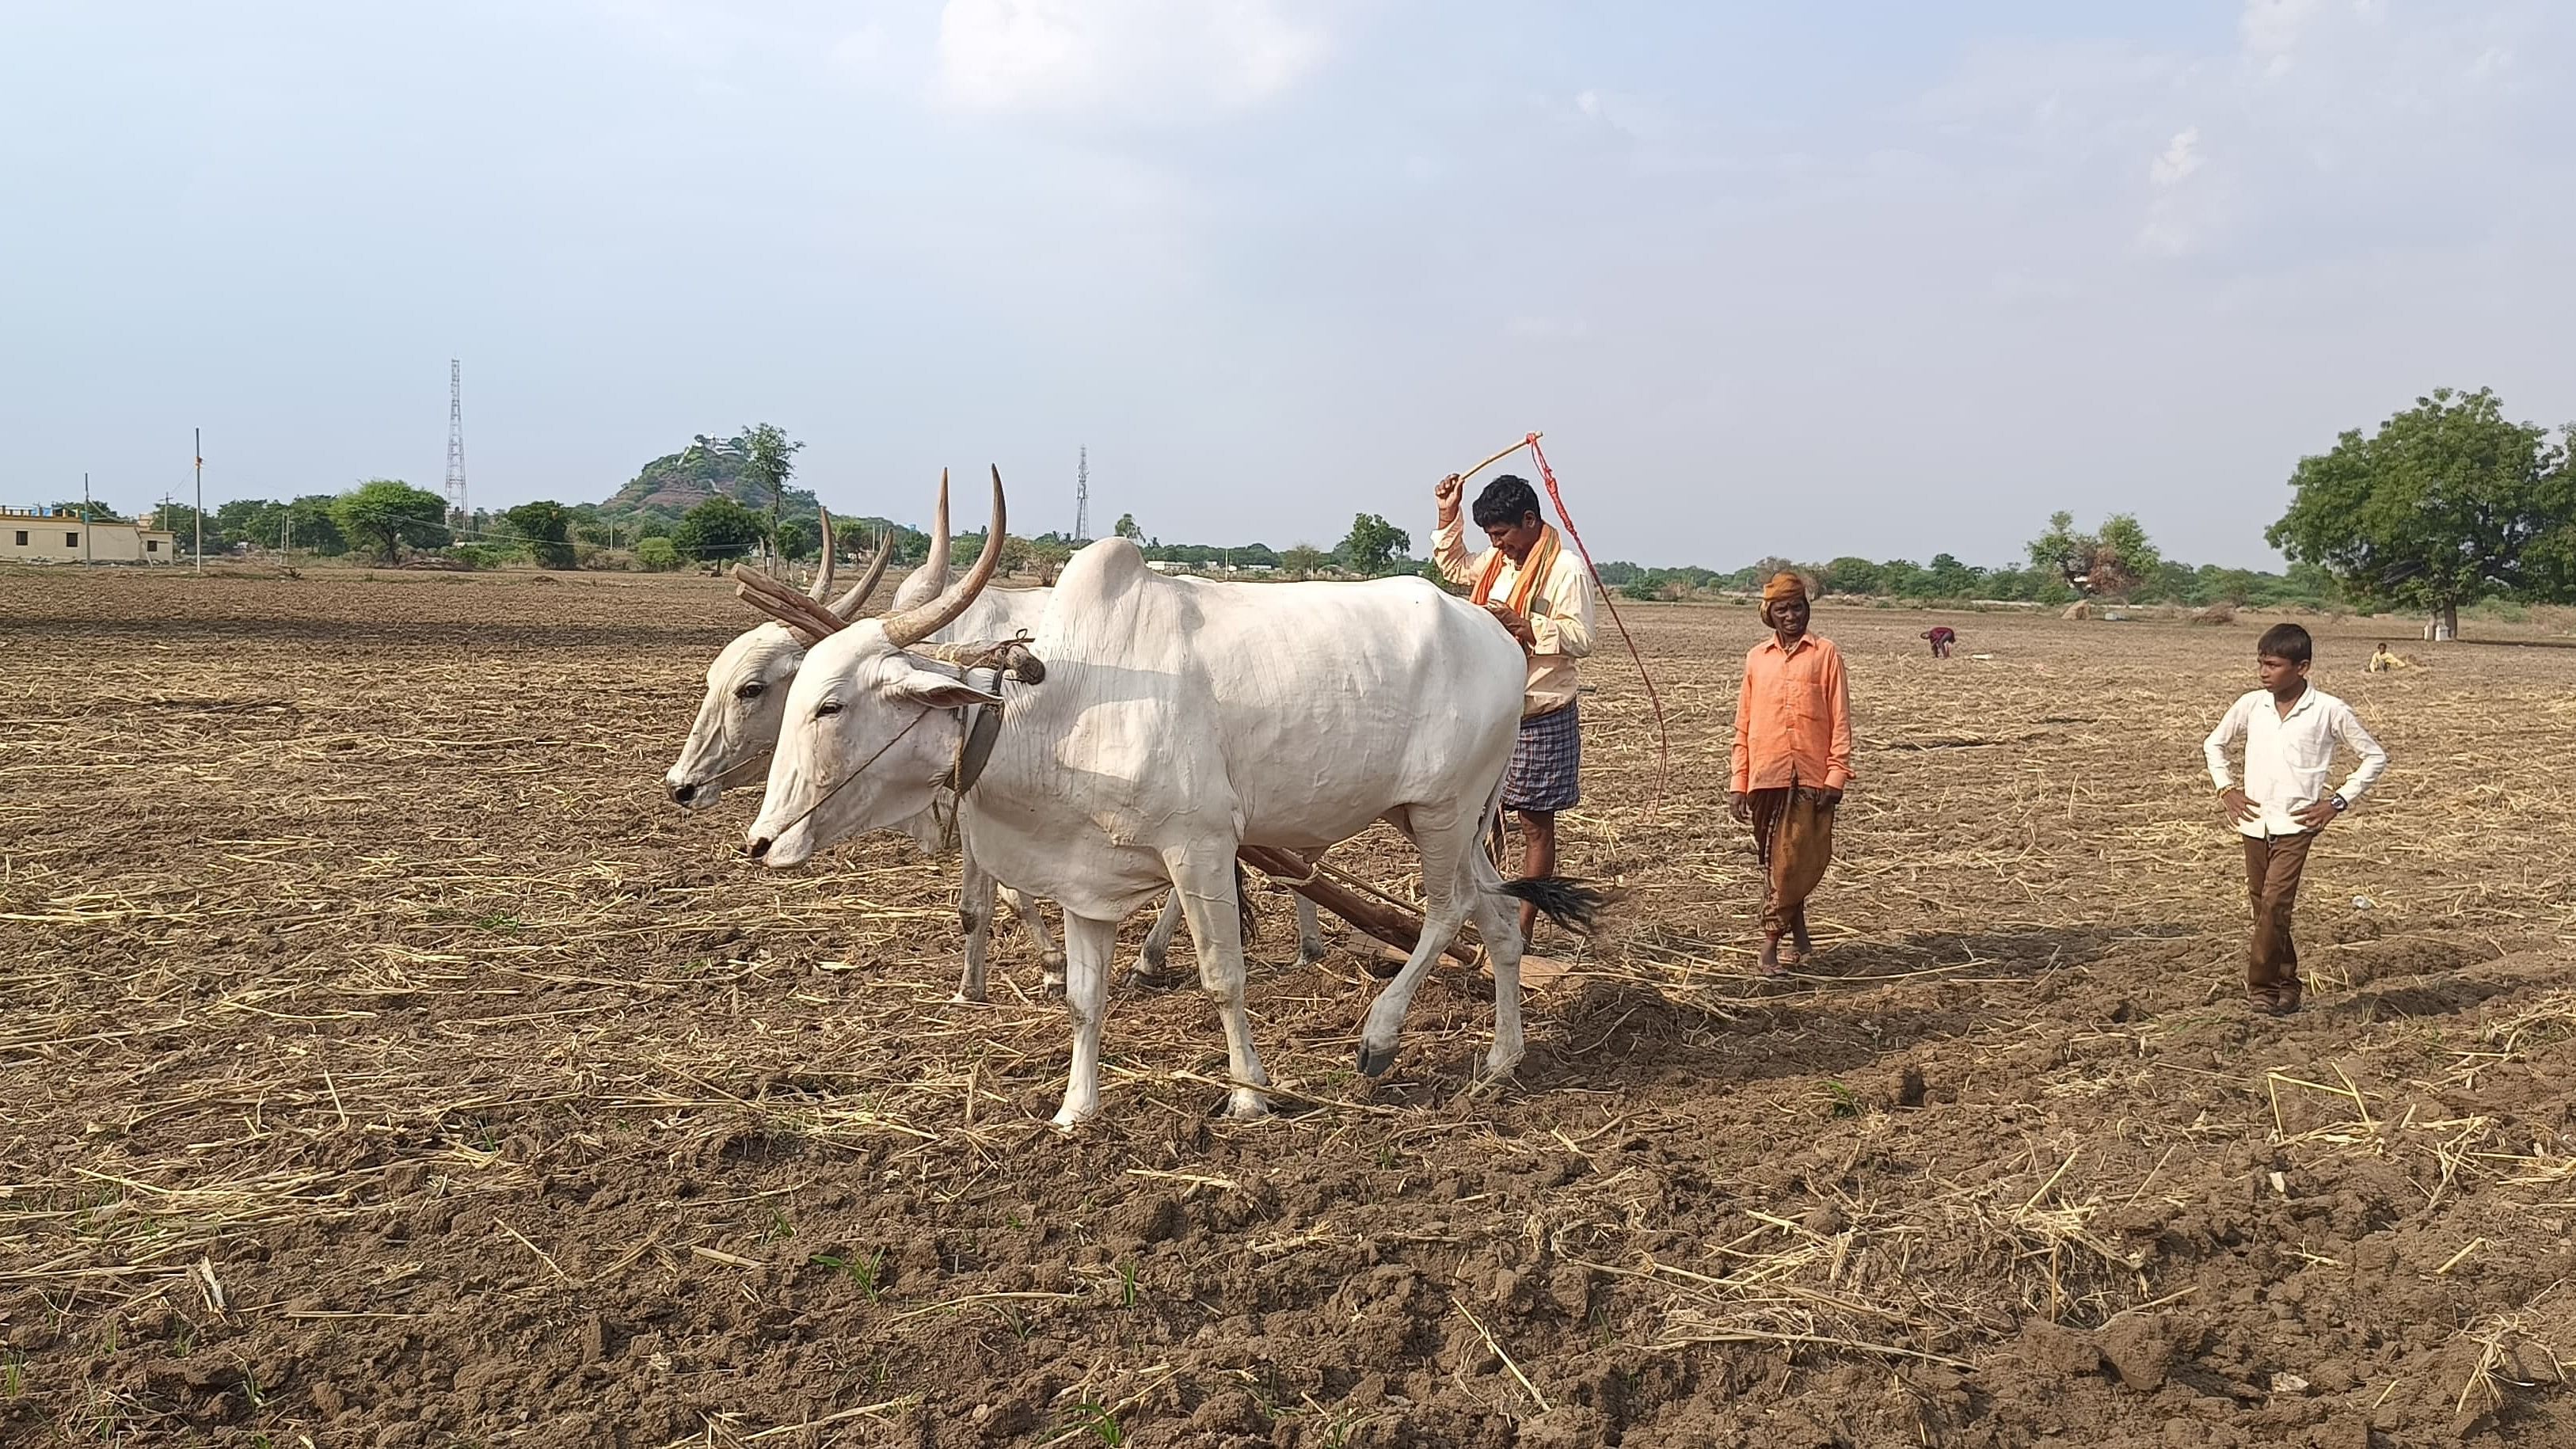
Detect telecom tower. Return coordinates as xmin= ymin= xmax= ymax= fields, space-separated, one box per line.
xmin=1072 ymin=446 xmax=1090 ymax=542
xmin=443 ymin=359 xmax=469 ymax=528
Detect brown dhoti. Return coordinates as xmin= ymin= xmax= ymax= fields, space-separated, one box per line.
xmin=1747 ymin=786 xmax=1836 ymax=934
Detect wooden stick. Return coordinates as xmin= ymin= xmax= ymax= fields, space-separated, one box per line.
xmin=1454 ymin=433 xmax=1540 ymax=485
xmin=730 ymin=565 xmax=847 ymax=641
xmin=1239 ymin=846 xmax=1478 ymax=964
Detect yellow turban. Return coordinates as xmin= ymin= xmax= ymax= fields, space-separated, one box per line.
xmin=1762 ymin=572 xmax=1808 ymax=607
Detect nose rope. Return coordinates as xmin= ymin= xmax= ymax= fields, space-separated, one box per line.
xmin=757 ymin=705 xmax=941 ymax=847
xmin=702 ymin=749 xmax=773 ymax=791
xmin=678 ymin=703 xmax=774 ymax=795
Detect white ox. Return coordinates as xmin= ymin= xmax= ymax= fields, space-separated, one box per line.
xmin=743 ymin=471 xmax=1600 ymax=1126
xmin=664 ymin=496 xmax=1320 ymax=1002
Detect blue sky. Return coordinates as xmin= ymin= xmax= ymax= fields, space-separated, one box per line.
xmin=6 ymin=1 xmax=2570 ymax=569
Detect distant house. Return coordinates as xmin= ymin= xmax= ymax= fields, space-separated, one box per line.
xmin=1 ymin=505 xmax=180 ymax=564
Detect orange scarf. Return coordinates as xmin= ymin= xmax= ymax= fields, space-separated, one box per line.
xmin=1473 ymin=524 xmax=1561 ymax=619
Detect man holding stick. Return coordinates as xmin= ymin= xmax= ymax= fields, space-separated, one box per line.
xmin=1433 ymin=472 xmax=1599 ymax=948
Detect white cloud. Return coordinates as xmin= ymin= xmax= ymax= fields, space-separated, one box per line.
xmin=2149 ymin=127 xmax=2203 ymax=187
xmin=934 ymin=0 xmax=1330 ymax=118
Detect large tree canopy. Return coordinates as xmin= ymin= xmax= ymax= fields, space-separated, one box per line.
xmin=1337 ymin=513 xmax=1411 ymax=576
xmin=2028 ymin=511 xmax=2161 ymax=599
xmin=501 ymin=500 xmax=575 ymax=569
xmin=333 ymin=481 xmax=453 ymax=564
xmin=2267 ymin=387 xmax=2576 ymax=638
xmin=736 ymin=423 xmax=804 ymax=570
xmin=671 ymin=496 xmax=768 ymax=564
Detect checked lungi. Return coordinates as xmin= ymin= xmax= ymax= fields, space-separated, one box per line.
xmin=1501 ymin=703 xmax=1582 ymax=812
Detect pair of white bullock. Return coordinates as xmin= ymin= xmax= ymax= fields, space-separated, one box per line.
xmin=664 ymin=482 xmax=1327 ymax=1001
xmin=681 ymin=470 xmax=1600 ymax=1127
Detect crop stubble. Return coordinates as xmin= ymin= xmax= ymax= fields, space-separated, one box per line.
xmin=2 ymin=568 xmax=2574 ymax=1447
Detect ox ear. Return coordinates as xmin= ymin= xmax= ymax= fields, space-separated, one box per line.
xmin=892 ymin=668 xmax=1003 ymax=711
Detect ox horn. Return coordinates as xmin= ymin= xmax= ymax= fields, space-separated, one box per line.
xmin=805 ymin=504 xmax=838 ymax=602
xmin=879 ymin=466 xmax=1006 ymax=651
xmin=828 ymin=528 xmax=895 ymax=619
xmin=918 ymin=469 xmax=952 ymax=592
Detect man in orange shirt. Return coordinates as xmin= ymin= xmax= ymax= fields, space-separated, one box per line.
xmin=1728 ymin=572 xmax=1855 ymax=975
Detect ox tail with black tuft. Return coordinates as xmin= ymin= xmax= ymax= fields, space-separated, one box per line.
xmin=1496 ymin=876 xmax=1611 ymax=935
xmin=1231 ymin=861 xmax=1261 ymax=945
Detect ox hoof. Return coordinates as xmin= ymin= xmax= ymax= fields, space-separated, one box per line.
xmin=1356 ymin=1043 xmax=1398 ymax=1078
xmin=1127 ymin=967 xmax=1186 ymax=991
xmin=1041 ymin=977 xmax=1067 ymax=1002
xmin=1297 ymin=945 xmax=1332 ymax=968
xmin=949 ymin=990 xmax=987 ymax=1006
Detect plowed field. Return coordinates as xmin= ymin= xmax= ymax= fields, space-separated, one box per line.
xmin=5 ymin=566 xmax=2573 ymax=1447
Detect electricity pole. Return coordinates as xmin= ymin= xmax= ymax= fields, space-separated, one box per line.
xmin=193 ymin=428 xmax=203 ymax=576
xmin=82 ymin=473 xmax=92 ymax=565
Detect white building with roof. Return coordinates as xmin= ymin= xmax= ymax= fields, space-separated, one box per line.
xmin=2 ymin=505 xmax=180 ymax=564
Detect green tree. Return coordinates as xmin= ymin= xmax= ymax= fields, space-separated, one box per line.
xmin=1029 ymin=537 xmax=1074 ymax=584
xmin=771 ymin=515 xmax=817 ymax=563
xmin=2194 ymin=565 xmax=2261 ymax=606
xmin=213 ymin=498 xmax=279 ymax=547
xmin=1282 ymin=542 xmax=1325 ymax=580
xmin=2029 ymin=511 xmax=2160 ymax=599
xmin=1820 ymin=557 xmax=1883 ymax=596
xmin=2143 ymin=559 xmax=2197 ymax=603
xmin=2268 ymin=387 xmax=2576 ymax=640
xmin=1336 ymin=513 xmax=1412 ymax=576
xmin=671 ymin=495 xmax=768 ymax=564
xmin=636 ymin=536 xmax=681 ymax=571
xmin=1923 ymin=553 xmax=1981 ymax=598
xmin=1113 ymin=512 xmax=1143 ymax=541
xmin=734 ymin=423 xmax=805 ymax=572
xmin=53 ymin=499 xmax=129 ymax=523
xmin=284 ymin=495 xmax=346 ymax=555
xmin=501 ymin=501 xmax=576 ymax=569
xmin=332 ymin=481 xmax=452 ymax=564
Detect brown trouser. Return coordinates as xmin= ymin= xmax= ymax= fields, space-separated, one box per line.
xmin=2243 ymin=831 xmax=2316 ymax=1008
xmin=1748 ymin=786 xmax=1836 ymax=935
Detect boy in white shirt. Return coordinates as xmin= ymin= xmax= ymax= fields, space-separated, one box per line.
xmin=2202 ymin=624 xmax=2390 ymax=1015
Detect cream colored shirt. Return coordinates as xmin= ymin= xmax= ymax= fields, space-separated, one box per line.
xmin=2202 ymin=685 xmax=2389 ymax=839
xmin=1432 ymin=515 xmax=1598 ymax=716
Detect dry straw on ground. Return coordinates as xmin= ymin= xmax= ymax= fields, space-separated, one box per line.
xmin=4 ymin=566 xmax=2576 ymax=1445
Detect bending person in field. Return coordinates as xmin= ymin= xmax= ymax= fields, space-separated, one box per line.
xmin=2202 ymin=623 xmax=2390 ymax=1017
xmin=1729 ymin=571 xmax=1855 ymax=975
xmin=1433 ymin=471 xmax=1599 ymax=948
xmin=1922 ymin=626 xmax=1957 ymax=659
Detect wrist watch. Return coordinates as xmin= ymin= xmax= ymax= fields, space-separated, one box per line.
xmin=2329 ymin=794 xmax=2349 ymax=812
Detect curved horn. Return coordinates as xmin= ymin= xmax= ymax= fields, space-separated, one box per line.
xmin=805 ymin=504 xmax=838 ymax=602
xmin=880 ymin=466 xmax=1006 ymax=650
xmin=828 ymin=528 xmax=895 ymax=619
xmin=919 ymin=469 xmax=952 ymax=592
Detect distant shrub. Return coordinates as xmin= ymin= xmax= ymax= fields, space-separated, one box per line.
xmin=636 ymin=537 xmax=681 ymax=572
xmin=451 ymin=542 xmax=519 ymax=571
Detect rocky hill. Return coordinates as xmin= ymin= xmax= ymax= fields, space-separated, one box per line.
xmin=596 ymin=432 xmax=819 ymax=521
